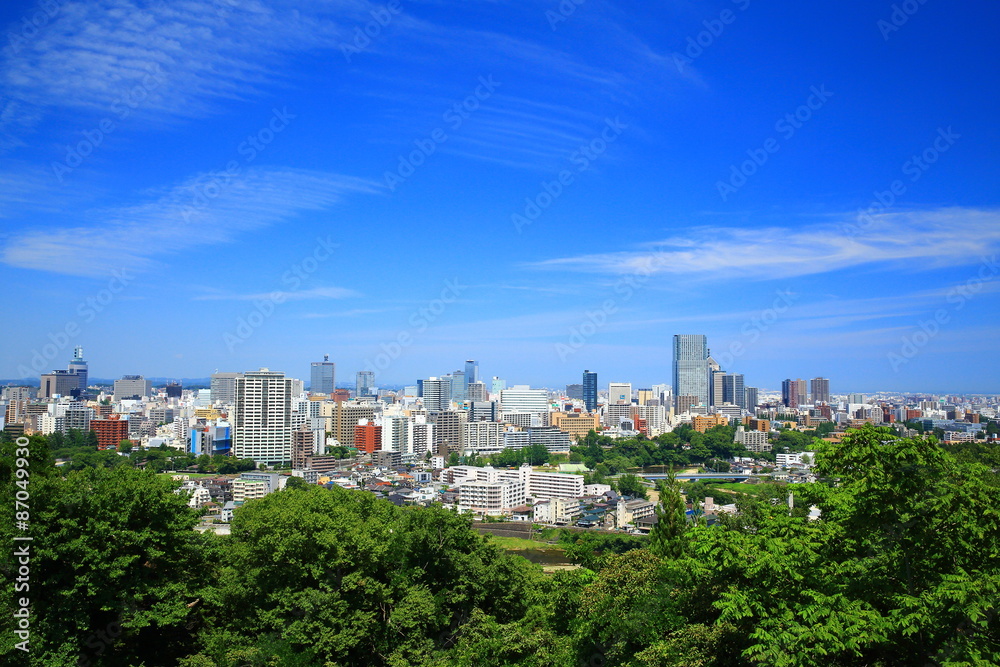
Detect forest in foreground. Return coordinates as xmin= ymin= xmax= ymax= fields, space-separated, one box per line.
xmin=2 ymin=425 xmax=998 ymax=666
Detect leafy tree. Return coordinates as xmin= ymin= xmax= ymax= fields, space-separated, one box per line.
xmin=615 ymin=473 xmax=648 ymax=500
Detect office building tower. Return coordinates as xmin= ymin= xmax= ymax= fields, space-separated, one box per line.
xmin=464 ymin=360 xmax=479 ymax=385
xmin=608 ymin=382 xmax=632 ymax=404
xmin=710 ymin=370 xmax=726 ymax=408
xmin=566 ymin=384 xmax=583 ymax=400
xmin=810 ymin=377 xmax=831 ymax=404
xmin=744 ymin=387 xmax=759 ymax=412
xmin=491 ymin=377 xmax=506 ymax=395
xmin=211 ymin=372 xmax=242 ymax=404
xmin=449 ymin=371 xmax=467 ymax=403
xmin=354 ymin=420 xmax=382 ymax=454
xmin=637 ymin=388 xmax=653 ymax=405
xmin=356 ymin=371 xmax=375 ymax=398
xmin=67 ymin=345 xmax=88 ymax=394
xmin=233 ymin=368 xmax=293 ymax=466
xmin=421 ymin=377 xmax=453 ymax=412
xmin=582 ymin=370 xmax=598 ymax=412
xmin=292 ymin=424 xmax=315 ymax=469
xmin=782 ymin=378 xmax=808 ymax=409
xmin=499 ymin=385 xmax=549 ymax=414
xmin=673 ymin=335 xmax=709 ymax=406
xmin=40 ymin=370 xmax=81 ymax=399
xmin=722 ymin=373 xmax=745 ymax=409
xmin=113 ymin=375 xmax=151 ymax=401
xmin=311 ymin=355 xmax=336 ymax=394
xmin=847 ymin=393 xmax=866 ymax=405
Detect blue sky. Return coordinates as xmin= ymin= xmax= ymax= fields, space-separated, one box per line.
xmin=1 ymin=0 xmax=998 ymax=393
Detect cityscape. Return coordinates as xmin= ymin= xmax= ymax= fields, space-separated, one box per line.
xmin=1 ymin=0 xmax=998 ymax=665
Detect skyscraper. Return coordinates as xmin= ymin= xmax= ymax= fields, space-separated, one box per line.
xmin=608 ymin=382 xmax=632 ymax=404
xmin=673 ymin=335 xmax=709 ymax=407
xmin=67 ymin=345 xmax=88 ymax=395
xmin=310 ymin=355 xmax=336 ymax=394
xmin=782 ymin=378 xmax=807 ymax=408
xmin=356 ymin=371 xmax=375 ymax=398
xmin=422 ymin=377 xmax=452 ymax=411
xmin=721 ymin=373 xmax=745 ymax=409
xmin=810 ymin=377 xmax=831 ymax=404
xmin=211 ymin=372 xmax=242 ymax=404
xmin=464 ymin=360 xmax=479 ymax=385
xmin=744 ymin=386 xmax=759 ymax=412
xmin=233 ymin=368 xmax=293 ymax=466
xmin=582 ymin=370 xmax=598 ymax=412
xmin=491 ymin=376 xmax=506 ymax=395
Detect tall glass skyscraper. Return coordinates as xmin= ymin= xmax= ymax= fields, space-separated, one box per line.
xmin=310 ymin=355 xmax=335 ymax=394
xmin=582 ymin=370 xmax=598 ymax=412
xmin=673 ymin=335 xmax=709 ymax=407
xmin=464 ymin=360 xmax=479 ymax=385
xmin=356 ymin=371 xmax=375 ymax=398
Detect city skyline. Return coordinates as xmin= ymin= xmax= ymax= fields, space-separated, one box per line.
xmin=1 ymin=1 xmax=998 ymax=392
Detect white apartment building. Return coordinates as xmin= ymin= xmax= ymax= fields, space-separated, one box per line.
xmin=457 ymin=479 xmax=526 ymax=515
xmin=232 ymin=478 xmax=270 ymax=503
xmin=463 ymin=421 xmax=506 ymax=453
xmin=608 ymin=382 xmax=632 ymax=404
xmin=232 ymin=368 xmax=293 ymax=466
xmin=533 ymin=496 xmax=581 ymax=524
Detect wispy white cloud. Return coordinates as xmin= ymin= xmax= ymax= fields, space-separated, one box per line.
xmin=1 ymin=167 xmax=378 ymax=276
xmin=527 ymin=208 xmax=1000 ymax=280
xmin=0 ymin=0 xmax=362 ymax=126
xmin=196 ymin=286 xmax=361 ymax=301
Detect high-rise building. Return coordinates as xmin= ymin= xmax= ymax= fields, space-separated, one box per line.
xmin=356 ymin=371 xmax=375 ymax=398
xmin=448 ymin=371 xmax=467 ymax=403
xmin=565 ymin=384 xmax=583 ymax=400
xmin=744 ymin=387 xmax=759 ymax=412
xmin=429 ymin=410 xmax=467 ymax=454
xmin=113 ymin=375 xmax=151 ymax=401
xmin=67 ymin=345 xmax=88 ymax=395
xmin=164 ymin=382 xmax=182 ymax=398
xmin=464 ymin=360 xmax=479 ymax=385
xmin=722 ymin=373 xmax=745 ymax=409
xmin=810 ymin=377 xmax=831 ymax=404
xmin=90 ymin=414 xmax=128 ymax=451
xmin=710 ymin=370 xmax=726 ymax=407
xmin=608 ymin=382 xmax=632 ymax=404
xmin=233 ymin=369 xmax=293 ymax=466
xmin=673 ymin=335 xmax=709 ymax=406
xmin=40 ymin=370 xmax=81 ymax=399
xmin=491 ymin=377 xmax=506 ymax=395
xmin=311 ymin=355 xmax=336 ymax=394
xmin=781 ymin=378 xmax=808 ymax=409
xmin=637 ymin=388 xmax=653 ymax=405
xmin=467 ymin=381 xmax=489 ymax=403
xmin=499 ymin=385 xmax=549 ymax=414
xmin=847 ymin=393 xmax=866 ymax=405
xmin=422 ymin=377 xmax=453 ymax=411
xmin=354 ymin=420 xmax=382 ymax=454
xmin=582 ymin=370 xmax=598 ymax=412
xmin=675 ymin=394 xmax=699 ymax=415
xmin=210 ymin=372 xmax=242 ymax=405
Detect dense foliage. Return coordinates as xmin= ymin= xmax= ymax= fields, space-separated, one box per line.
xmin=2 ymin=425 xmax=998 ymax=665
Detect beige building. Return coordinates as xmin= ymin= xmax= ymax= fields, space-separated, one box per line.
xmin=549 ymin=411 xmax=601 ymax=440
